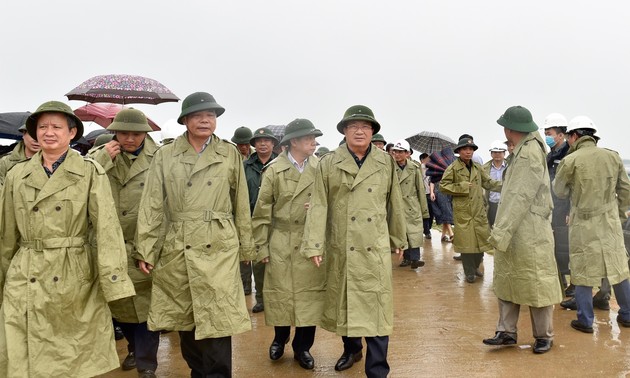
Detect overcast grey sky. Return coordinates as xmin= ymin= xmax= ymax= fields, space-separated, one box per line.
xmin=2 ymin=0 xmax=629 ymax=160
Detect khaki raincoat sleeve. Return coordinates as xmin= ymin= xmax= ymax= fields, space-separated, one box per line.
xmin=252 ymin=168 xmax=274 ymax=262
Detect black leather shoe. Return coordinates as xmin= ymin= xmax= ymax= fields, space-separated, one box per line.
xmin=482 ymin=332 xmax=517 ymax=345
xmin=410 ymin=260 xmax=425 ymax=269
xmin=243 ymin=282 xmax=252 ymax=296
xmin=424 ymin=233 xmax=432 ymax=240
xmin=593 ymin=298 xmax=610 ymax=311
xmin=560 ymin=298 xmax=577 ymax=310
xmin=475 ymin=269 xmax=484 ymax=277
xmin=399 ymin=259 xmax=411 ymax=267
xmin=533 ymin=339 xmax=553 ymax=354
xmin=115 ymin=326 xmax=125 ymax=341
xmin=122 ymin=352 xmax=136 ymax=370
xmin=570 ymin=320 xmax=593 ymax=333
xmin=269 ymin=339 xmax=288 ymax=360
xmin=465 ymin=275 xmax=475 ymax=283
xmin=252 ymin=303 xmax=264 ymax=313
xmin=294 ymin=351 xmax=314 ymax=369
xmin=138 ymin=369 xmax=156 ymax=378
xmin=617 ymin=315 xmax=630 ymax=327
xmin=565 ymin=284 xmax=575 ymax=297
xmin=334 ymin=351 xmax=363 ymax=371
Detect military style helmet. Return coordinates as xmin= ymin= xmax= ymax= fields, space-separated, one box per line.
xmin=454 ymin=137 xmax=478 ymax=153
xmin=497 ymin=105 xmax=538 ymax=133
xmin=107 ymin=108 xmax=153 ymax=132
xmin=280 ymin=118 xmax=323 ymax=145
xmin=250 ymin=127 xmax=279 ymax=147
xmin=371 ymin=133 xmax=387 ymax=144
xmin=177 ymin=92 xmax=225 ymax=124
xmin=26 ymin=100 xmax=84 ymax=142
xmin=231 ymin=126 xmax=253 ymax=144
xmin=93 ymin=133 xmax=115 ymax=147
xmin=336 ymin=105 xmax=381 ymax=134
xmin=315 ymin=146 xmax=330 ymax=155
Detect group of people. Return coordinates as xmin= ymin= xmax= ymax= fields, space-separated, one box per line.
xmin=0 ymin=95 xmax=628 ymax=378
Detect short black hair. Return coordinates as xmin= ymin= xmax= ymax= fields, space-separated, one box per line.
xmin=385 ymin=143 xmax=394 ymax=152
xmin=420 ymin=153 xmax=429 ymax=160
xmin=545 ymin=126 xmax=567 ymax=134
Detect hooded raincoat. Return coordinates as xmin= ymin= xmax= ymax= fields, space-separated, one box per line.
xmin=252 ymin=152 xmax=325 ymax=326
xmin=135 ymin=133 xmax=255 ymax=340
xmin=90 ymin=136 xmax=158 ymax=323
xmin=552 ymin=136 xmax=630 ymax=287
xmin=302 ymin=146 xmax=407 ymax=337
xmin=0 ymin=141 xmax=28 ymax=186
xmin=440 ymin=159 xmax=502 ymax=253
xmin=396 ymin=159 xmax=430 ymax=248
xmin=489 ymin=133 xmax=563 ymax=307
xmin=0 ymin=149 xmax=135 ymax=378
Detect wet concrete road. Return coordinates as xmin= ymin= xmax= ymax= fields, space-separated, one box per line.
xmin=101 ymin=231 xmax=630 ymax=377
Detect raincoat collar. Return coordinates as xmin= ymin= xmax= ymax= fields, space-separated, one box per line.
xmin=567 ymin=136 xmax=597 ymax=155
xmin=22 ymin=149 xmax=86 ymax=205
xmin=512 ymin=131 xmax=545 ymax=159
xmin=334 ymin=144 xmax=389 ymax=189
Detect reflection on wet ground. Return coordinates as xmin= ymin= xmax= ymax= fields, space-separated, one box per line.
xmin=101 ymin=231 xmax=630 ymax=377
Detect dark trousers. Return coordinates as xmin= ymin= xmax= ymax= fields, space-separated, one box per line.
xmin=253 ymin=261 xmax=265 ymax=304
xmin=402 ymin=247 xmax=421 ymax=261
xmin=274 ymin=326 xmax=316 ymax=353
xmin=118 ymin=321 xmax=160 ymax=371
xmin=179 ymin=331 xmax=231 ymax=378
xmin=239 ymin=261 xmax=252 ymax=292
xmin=487 ymin=202 xmax=499 ymax=228
xmin=423 ymin=194 xmax=434 ymax=235
xmin=461 ymin=253 xmax=483 ymax=277
xmin=342 ymin=336 xmax=390 ymax=378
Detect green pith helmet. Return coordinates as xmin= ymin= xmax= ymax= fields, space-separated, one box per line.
xmin=26 ymin=101 xmax=84 ymax=142
xmin=316 ymin=146 xmax=330 ymax=155
xmin=177 ymin=92 xmax=225 ymax=124
xmin=107 ymin=108 xmax=153 ymax=132
xmin=93 ymin=133 xmax=115 ymax=147
xmin=371 ymin=133 xmax=387 ymax=143
xmin=250 ymin=127 xmax=279 ymax=147
xmin=454 ymin=137 xmax=478 ymax=153
xmin=336 ymin=105 xmax=381 ymax=134
xmin=497 ymin=105 xmax=538 ymax=133
xmin=280 ymin=118 xmax=323 ymax=145
xmin=231 ymin=126 xmax=253 ymax=144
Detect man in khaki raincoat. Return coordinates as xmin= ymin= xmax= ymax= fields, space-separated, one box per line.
xmin=441 ymin=137 xmax=501 ymax=283
xmin=135 ymin=92 xmax=254 ymax=377
xmin=552 ymin=116 xmax=630 ymax=333
xmin=252 ymin=118 xmax=326 ymax=370
xmin=0 ymin=101 xmax=135 ymax=377
xmin=390 ymin=139 xmax=430 ymax=269
xmin=89 ymin=109 xmax=160 ymax=377
xmin=483 ymin=105 xmax=562 ymax=354
xmin=0 ymin=123 xmax=40 ymax=185
xmin=302 ymin=105 xmax=407 ymax=377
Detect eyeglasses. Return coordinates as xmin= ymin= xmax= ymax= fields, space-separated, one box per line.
xmin=345 ymin=124 xmax=373 ymax=133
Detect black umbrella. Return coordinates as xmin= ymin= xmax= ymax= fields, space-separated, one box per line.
xmin=0 ymin=112 xmax=30 ymax=139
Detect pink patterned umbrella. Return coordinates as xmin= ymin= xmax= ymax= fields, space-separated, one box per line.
xmin=65 ymin=74 xmax=179 ymax=105
xmin=73 ymin=103 xmax=160 ymax=131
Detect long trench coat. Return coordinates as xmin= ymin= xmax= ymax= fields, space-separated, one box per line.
xmin=90 ymin=136 xmax=158 ymax=323
xmin=302 ymin=146 xmax=407 ymax=337
xmin=552 ymin=136 xmax=630 ymax=287
xmin=440 ymin=159 xmax=502 ymax=253
xmin=0 ymin=149 xmax=135 ymax=377
xmin=489 ymin=133 xmax=562 ymax=307
xmin=252 ymin=152 xmax=325 ymax=326
xmin=396 ymin=159 xmax=430 ymax=249
xmin=136 ymin=133 xmax=255 ymax=340
xmin=0 ymin=141 xmax=28 ymax=186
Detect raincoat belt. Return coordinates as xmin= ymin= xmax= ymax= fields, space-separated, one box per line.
xmin=271 ymin=220 xmax=304 ymax=231
xmin=530 ymin=204 xmax=552 ymax=219
xmin=170 ymin=210 xmax=233 ymax=222
xmin=19 ymin=237 xmax=87 ymax=252
xmin=574 ymin=201 xmax=617 ymax=220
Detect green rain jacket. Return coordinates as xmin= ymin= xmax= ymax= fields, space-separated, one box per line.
xmin=396 ymin=159 xmax=430 ymax=249
xmin=252 ymin=152 xmax=325 ymax=326
xmin=136 ymin=133 xmax=255 ymax=340
xmin=0 ymin=149 xmax=135 ymax=377
xmin=553 ymin=136 xmax=630 ymax=287
xmin=89 ymin=136 xmax=158 ymax=323
xmin=489 ymin=133 xmax=563 ymax=307
xmin=440 ymin=159 xmax=502 ymax=253
xmin=0 ymin=142 xmax=28 ymax=186
xmin=302 ymin=147 xmax=407 ymax=337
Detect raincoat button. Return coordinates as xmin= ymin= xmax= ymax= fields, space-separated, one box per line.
xmin=367 ymin=247 xmax=372 ymax=251
xmin=207 ymin=181 xmax=212 ymax=186
xmin=368 ymin=188 xmax=372 ymax=192
xmin=294 ymin=220 xmax=299 ymax=224
xmin=350 ymin=247 xmax=355 ymax=251
xmin=55 ymin=206 xmax=61 ymax=211
xmin=33 ymin=207 xmax=39 ymax=212
xmin=187 ymin=182 xmax=193 ymax=187
xmin=111 ymin=275 xmax=117 ymax=281
xmin=294 ymin=246 xmax=298 ymax=250
xmin=367 ymin=218 xmax=372 ymax=222
xmin=315 ymin=243 xmax=320 ymax=248
xmin=351 ymin=216 xmax=356 ymax=221
xmin=206 ymin=244 xmax=211 ymax=248
xmin=53 ymin=276 xmax=59 ymax=282
xmin=185 ymin=245 xmax=191 ymax=249
xmin=122 ymin=211 xmax=128 ymax=216
xmin=140 ymin=182 xmax=144 ymax=187
xmin=30 ymin=278 xmax=36 ymax=283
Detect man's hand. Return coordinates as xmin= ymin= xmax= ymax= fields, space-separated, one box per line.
xmin=105 ymin=140 xmax=122 ymax=160
xmin=261 ymin=257 xmax=269 ymax=264
xmin=138 ymin=260 xmax=154 ymax=275
xmin=430 ymin=192 xmax=436 ymax=201
xmin=394 ymin=248 xmax=403 ymax=262
xmin=311 ymin=255 xmax=323 ymax=267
